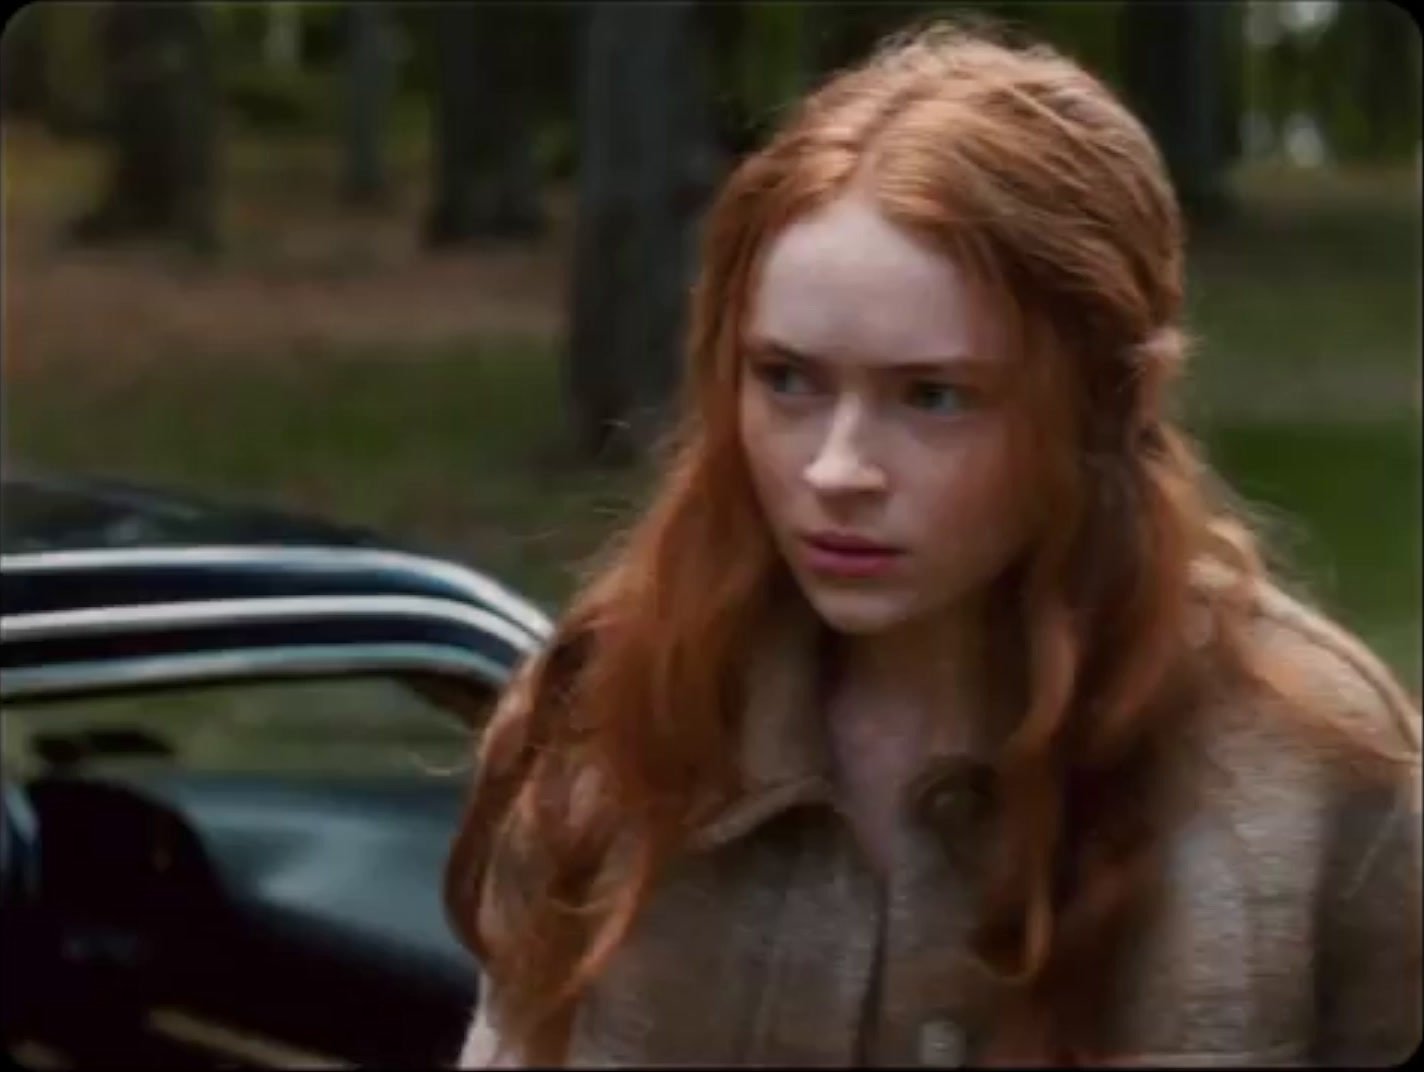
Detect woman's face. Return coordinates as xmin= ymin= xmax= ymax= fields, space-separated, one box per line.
xmin=739 ymin=189 xmax=1035 ymax=637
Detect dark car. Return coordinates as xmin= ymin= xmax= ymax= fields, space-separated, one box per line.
xmin=0 ymin=469 xmax=553 ymax=1069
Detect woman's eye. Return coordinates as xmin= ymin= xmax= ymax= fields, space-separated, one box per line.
xmin=757 ymin=361 xmax=817 ymax=397
xmin=905 ymin=381 xmax=968 ymax=415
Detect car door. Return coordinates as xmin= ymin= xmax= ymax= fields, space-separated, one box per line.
xmin=1 ymin=545 xmax=549 ymax=1069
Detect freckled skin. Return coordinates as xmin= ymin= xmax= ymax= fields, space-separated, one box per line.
xmin=739 ymin=189 xmax=1033 ymax=641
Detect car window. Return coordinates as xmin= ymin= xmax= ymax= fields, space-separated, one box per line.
xmin=0 ymin=675 xmax=494 ymax=782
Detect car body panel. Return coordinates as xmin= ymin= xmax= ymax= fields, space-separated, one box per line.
xmin=2 ymin=467 xmax=385 ymax=553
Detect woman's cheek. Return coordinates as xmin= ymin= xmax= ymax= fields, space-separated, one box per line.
xmin=924 ymin=427 xmax=1024 ymax=532
xmin=741 ymin=408 xmax=801 ymax=524
xmin=757 ymin=417 xmax=812 ymax=494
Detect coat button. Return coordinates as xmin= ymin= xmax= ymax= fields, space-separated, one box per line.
xmin=928 ymin=785 xmax=973 ymax=827
xmin=918 ymin=1020 xmax=967 ymax=1067
xmin=914 ymin=761 xmax=994 ymax=835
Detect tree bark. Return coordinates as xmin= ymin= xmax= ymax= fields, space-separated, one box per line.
xmin=1358 ymin=1 xmax=1419 ymax=160
xmin=423 ymin=1 xmax=544 ymax=245
xmin=73 ymin=1 xmax=219 ymax=254
xmin=39 ymin=2 xmax=106 ymax=137
xmin=263 ymin=0 xmax=302 ymax=72
xmin=1120 ymin=1 xmax=1237 ymax=219
xmin=0 ymin=3 xmax=50 ymax=116
xmin=343 ymin=0 xmax=392 ymax=205
xmin=565 ymin=1 xmax=719 ymax=462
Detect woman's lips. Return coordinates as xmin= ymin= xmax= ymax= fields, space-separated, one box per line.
xmin=798 ymin=535 xmax=904 ymax=578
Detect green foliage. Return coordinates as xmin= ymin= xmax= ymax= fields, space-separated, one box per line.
xmin=1 ymin=4 xmax=50 ymax=113
xmin=387 ymin=2 xmax=435 ymax=96
xmin=209 ymin=0 xmax=345 ymax=66
xmin=810 ymin=1 xmax=941 ymax=71
xmin=222 ymin=62 xmax=332 ymax=133
xmin=288 ymin=1 xmax=346 ymax=67
xmin=947 ymin=0 xmax=1124 ymax=81
xmin=207 ymin=1 xmax=349 ymax=133
xmin=533 ymin=118 xmax=576 ymax=182
xmin=209 ymin=0 xmax=274 ymax=62
xmin=39 ymin=0 xmax=105 ymax=134
xmin=734 ymin=2 xmax=810 ymax=128
xmin=1242 ymin=0 xmax=1420 ymax=166
xmin=1314 ymin=1 xmax=1422 ymax=163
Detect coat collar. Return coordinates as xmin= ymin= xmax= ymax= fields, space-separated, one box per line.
xmin=689 ymin=598 xmax=998 ymax=851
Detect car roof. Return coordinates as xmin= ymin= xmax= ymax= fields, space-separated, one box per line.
xmin=0 ymin=471 xmax=556 ymax=705
xmin=1 ymin=467 xmax=388 ymax=555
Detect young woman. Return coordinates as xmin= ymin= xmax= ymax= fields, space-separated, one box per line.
xmin=447 ymin=22 xmax=1421 ymax=1067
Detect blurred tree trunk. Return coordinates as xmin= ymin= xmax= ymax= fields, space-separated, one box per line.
xmin=1016 ymin=0 xmax=1125 ymax=89
xmin=811 ymin=1 xmax=929 ymax=74
xmin=1215 ymin=0 xmax=1245 ymax=166
xmin=705 ymin=1 xmax=812 ymax=156
xmin=73 ymin=2 xmax=220 ymax=254
xmin=566 ymin=1 xmax=719 ymax=462
xmin=1309 ymin=1 xmax=1421 ymax=165
xmin=263 ymin=1 xmax=302 ymax=72
xmin=40 ymin=2 xmax=106 ymax=137
xmin=343 ymin=0 xmax=392 ymax=205
xmin=1120 ymin=1 xmax=1238 ymax=219
xmin=1 ymin=4 xmax=50 ymax=116
xmin=1355 ymin=0 xmax=1419 ymax=160
xmin=424 ymin=1 xmax=543 ymax=245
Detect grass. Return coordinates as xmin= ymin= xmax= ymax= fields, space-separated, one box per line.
xmin=3 ymin=124 xmax=1420 ymax=701
xmin=1182 ymin=166 xmax=1421 ymax=420
xmin=1198 ymin=416 xmax=1422 ymax=688
xmin=2 ymin=339 xmax=651 ymax=611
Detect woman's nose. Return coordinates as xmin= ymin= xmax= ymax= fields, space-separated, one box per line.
xmin=804 ymin=397 xmax=887 ymax=496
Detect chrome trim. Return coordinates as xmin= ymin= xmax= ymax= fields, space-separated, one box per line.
xmin=0 ymin=546 xmax=555 ymax=639
xmin=145 ymin=1006 xmax=354 ymax=1070
xmin=1 ymin=594 xmax=540 ymax=653
xmin=0 ymin=643 xmax=511 ymax=714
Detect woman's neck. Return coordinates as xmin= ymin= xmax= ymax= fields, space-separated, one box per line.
xmin=817 ymin=606 xmax=989 ymax=873
xmin=828 ymin=604 xmax=988 ymax=727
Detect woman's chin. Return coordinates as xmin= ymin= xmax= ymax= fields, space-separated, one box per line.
xmin=799 ymin=583 xmax=919 ymax=636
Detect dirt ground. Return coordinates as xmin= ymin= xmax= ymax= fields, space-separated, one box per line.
xmin=2 ymin=121 xmax=570 ymax=370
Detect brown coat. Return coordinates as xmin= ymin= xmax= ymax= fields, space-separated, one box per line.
xmin=458 ymin=583 xmax=1422 ymax=1067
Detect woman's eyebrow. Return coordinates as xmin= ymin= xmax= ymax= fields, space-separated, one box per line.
xmin=746 ymin=339 xmax=990 ymax=376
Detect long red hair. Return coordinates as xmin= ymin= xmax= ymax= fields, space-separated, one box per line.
xmin=446 ymin=21 xmax=1416 ymax=1064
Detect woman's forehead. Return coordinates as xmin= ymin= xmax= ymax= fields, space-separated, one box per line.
xmin=747 ymin=191 xmax=1007 ymax=369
